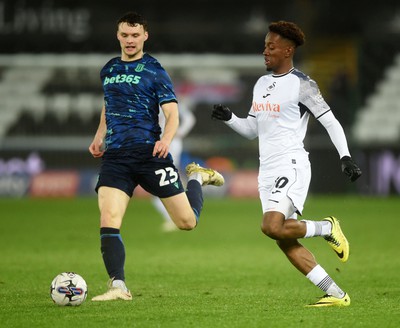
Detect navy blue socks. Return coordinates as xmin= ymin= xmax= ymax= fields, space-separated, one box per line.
xmin=185 ymin=179 xmax=204 ymax=222
xmin=100 ymin=227 xmax=125 ymax=281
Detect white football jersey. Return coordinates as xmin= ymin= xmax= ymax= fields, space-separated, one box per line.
xmin=234 ymin=68 xmax=330 ymax=168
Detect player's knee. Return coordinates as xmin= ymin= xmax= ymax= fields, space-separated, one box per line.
xmin=100 ymin=210 xmax=122 ymax=227
xmin=261 ymin=221 xmax=282 ymax=239
xmin=174 ymin=215 xmax=197 ymax=230
xmin=176 ymin=221 xmax=196 ymax=230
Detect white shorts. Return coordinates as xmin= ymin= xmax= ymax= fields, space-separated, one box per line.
xmin=258 ymin=162 xmax=311 ymax=219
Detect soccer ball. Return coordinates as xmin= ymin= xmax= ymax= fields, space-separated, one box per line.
xmin=50 ymin=272 xmax=88 ymax=306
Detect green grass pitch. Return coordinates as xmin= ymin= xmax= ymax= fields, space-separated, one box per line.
xmin=0 ymin=195 xmax=399 ymax=328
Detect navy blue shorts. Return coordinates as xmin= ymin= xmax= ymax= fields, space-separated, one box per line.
xmin=95 ymin=145 xmax=185 ymax=198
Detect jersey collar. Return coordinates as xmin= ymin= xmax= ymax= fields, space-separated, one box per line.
xmin=272 ymin=67 xmax=295 ymax=78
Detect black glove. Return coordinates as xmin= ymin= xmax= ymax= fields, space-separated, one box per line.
xmin=212 ymin=104 xmax=232 ymax=121
xmin=341 ymin=156 xmax=362 ymax=182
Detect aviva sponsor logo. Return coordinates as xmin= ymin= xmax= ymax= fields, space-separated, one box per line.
xmin=104 ymin=74 xmax=141 ymax=85
xmin=252 ymin=101 xmax=280 ymax=112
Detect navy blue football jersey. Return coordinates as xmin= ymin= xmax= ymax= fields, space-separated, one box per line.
xmin=100 ymin=53 xmax=177 ymax=150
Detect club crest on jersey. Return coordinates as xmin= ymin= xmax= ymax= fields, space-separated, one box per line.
xmin=135 ymin=63 xmax=145 ymax=72
xmin=267 ymin=82 xmax=276 ymax=91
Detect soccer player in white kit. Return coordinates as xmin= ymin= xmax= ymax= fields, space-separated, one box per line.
xmin=212 ymin=21 xmax=362 ymax=307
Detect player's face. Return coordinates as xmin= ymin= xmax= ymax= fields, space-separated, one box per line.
xmin=117 ymin=22 xmax=148 ymax=61
xmin=263 ymin=32 xmax=294 ymax=74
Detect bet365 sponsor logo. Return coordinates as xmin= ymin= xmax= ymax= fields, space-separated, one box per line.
xmin=103 ymin=74 xmax=141 ymax=85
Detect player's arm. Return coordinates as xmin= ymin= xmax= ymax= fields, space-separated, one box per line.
xmin=89 ymin=105 xmax=107 ymax=158
xmin=318 ymin=111 xmax=362 ymax=182
xmin=212 ymin=104 xmax=258 ymax=140
xmin=155 ymin=101 xmax=179 ymax=158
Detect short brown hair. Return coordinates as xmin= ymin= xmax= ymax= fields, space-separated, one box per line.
xmin=268 ymin=21 xmax=305 ymax=47
xmin=117 ymin=12 xmax=148 ymax=32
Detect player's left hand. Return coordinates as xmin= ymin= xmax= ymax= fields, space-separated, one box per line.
xmin=89 ymin=138 xmax=105 ymax=158
xmin=153 ymin=140 xmax=169 ymax=158
xmin=340 ymin=156 xmax=362 ymax=182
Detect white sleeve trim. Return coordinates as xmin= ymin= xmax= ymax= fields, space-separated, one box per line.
xmin=318 ymin=111 xmax=351 ymax=158
xmin=225 ymin=113 xmax=258 ymax=140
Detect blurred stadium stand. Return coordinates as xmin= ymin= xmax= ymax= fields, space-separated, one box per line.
xmin=0 ymin=0 xmax=400 ymax=195
xmin=353 ymin=53 xmax=400 ymax=145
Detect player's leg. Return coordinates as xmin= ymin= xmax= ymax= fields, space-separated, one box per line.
xmin=92 ymin=185 xmax=133 ymax=301
xmin=165 ymin=162 xmax=224 ymax=226
xmin=261 ymin=164 xmax=349 ymax=262
xmin=277 ymin=238 xmax=350 ymax=307
xmin=259 ymin=164 xmax=342 ymax=243
xmin=259 ymin=164 xmax=311 ymax=239
xmin=261 ymin=210 xmax=308 ymax=239
xmin=151 ymin=196 xmax=179 ymax=232
xmin=144 ymin=160 xmax=224 ymax=229
xmin=151 ymin=140 xmax=181 ymax=231
xmin=259 ymin=167 xmax=350 ymax=306
xmin=307 ymin=216 xmax=349 ymax=262
xmin=263 ymin=209 xmax=349 ymax=262
xmin=98 ymin=186 xmax=129 ymax=229
xmin=161 ymin=192 xmax=198 ymax=230
xmin=276 ymin=238 xmax=317 ymax=275
xmin=156 ymin=140 xmax=183 ymax=231
xmin=140 ymin=159 xmax=199 ymax=230
xmin=262 ymin=206 xmax=350 ymax=306
xmin=160 ymin=162 xmax=220 ymax=229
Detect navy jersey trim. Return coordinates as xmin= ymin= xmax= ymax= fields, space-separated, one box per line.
xmin=315 ymin=109 xmax=331 ymax=120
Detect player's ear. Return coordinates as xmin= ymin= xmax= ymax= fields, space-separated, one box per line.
xmin=116 ymin=30 xmax=122 ymax=41
xmin=144 ymin=31 xmax=149 ymax=41
xmin=284 ymin=46 xmax=294 ymax=58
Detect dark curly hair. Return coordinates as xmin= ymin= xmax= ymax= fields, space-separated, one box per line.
xmin=268 ymin=21 xmax=305 ymax=47
xmin=117 ymin=12 xmax=148 ymax=32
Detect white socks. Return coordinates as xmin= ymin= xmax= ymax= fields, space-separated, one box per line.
xmin=112 ymin=279 xmax=128 ymax=292
xmin=306 ymin=265 xmax=345 ymax=298
xmin=302 ymin=220 xmax=332 ymax=238
xmin=188 ymin=172 xmax=203 ymax=185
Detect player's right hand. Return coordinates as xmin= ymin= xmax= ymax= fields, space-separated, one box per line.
xmin=212 ymin=104 xmax=232 ymax=121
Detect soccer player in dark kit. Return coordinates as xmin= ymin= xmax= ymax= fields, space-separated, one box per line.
xmin=89 ymin=12 xmax=224 ymax=301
